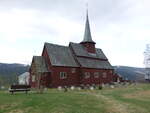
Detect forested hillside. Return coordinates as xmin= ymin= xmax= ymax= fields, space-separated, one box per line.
xmin=114 ymin=66 xmax=145 ymax=82
xmin=0 ymin=63 xmax=146 ymax=87
xmin=0 ymin=63 xmax=29 ymax=86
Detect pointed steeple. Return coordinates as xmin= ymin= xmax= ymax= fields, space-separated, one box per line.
xmin=81 ymin=10 xmax=95 ymax=44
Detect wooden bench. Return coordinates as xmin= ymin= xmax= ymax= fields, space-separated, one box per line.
xmin=9 ymin=85 xmax=31 ymax=94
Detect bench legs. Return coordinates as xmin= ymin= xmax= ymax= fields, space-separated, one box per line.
xmin=10 ymin=91 xmax=29 ymax=94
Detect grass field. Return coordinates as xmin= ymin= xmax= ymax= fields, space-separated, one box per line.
xmin=0 ymin=84 xmax=150 ymax=113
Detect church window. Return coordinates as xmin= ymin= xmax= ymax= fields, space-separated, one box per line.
xmin=71 ymin=68 xmax=76 ymax=73
xmin=94 ymin=72 xmax=99 ymax=78
xmin=60 ymin=72 xmax=67 ymax=79
xmin=102 ymin=72 xmax=107 ymax=78
xmin=84 ymin=72 xmax=90 ymax=79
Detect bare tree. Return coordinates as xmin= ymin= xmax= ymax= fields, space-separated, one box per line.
xmin=144 ymin=44 xmax=150 ymax=82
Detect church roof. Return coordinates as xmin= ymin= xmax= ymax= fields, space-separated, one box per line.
xmin=70 ymin=42 xmax=107 ymax=60
xmin=70 ymin=42 xmax=113 ymax=69
xmin=81 ymin=12 xmax=95 ymax=44
xmin=43 ymin=42 xmax=113 ymax=69
xmin=45 ymin=43 xmax=79 ymax=67
xmin=33 ymin=56 xmax=49 ymax=72
xmin=77 ymin=57 xmax=113 ymax=69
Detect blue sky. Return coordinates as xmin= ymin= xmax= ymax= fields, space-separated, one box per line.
xmin=0 ymin=0 xmax=150 ymax=67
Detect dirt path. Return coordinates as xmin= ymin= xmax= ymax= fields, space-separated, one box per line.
xmin=81 ymin=91 xmax=147 ymax=113
xmin=92 ymin=92 xmax=130 ymax=113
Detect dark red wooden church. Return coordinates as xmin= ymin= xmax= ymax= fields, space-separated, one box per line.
xmin=29 ymin=13 xmax=116 ymax=88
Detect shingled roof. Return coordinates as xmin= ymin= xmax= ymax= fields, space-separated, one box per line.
xmin=69 ymin=43 xmax=113 ymax=69
xmin=42 ymin=42 xmax=113 ymax=69
xmin=45 ymin=43 xmax=79 ymax=67
xmin=69 ymin=42 xmax=107 ymax=60
xmin=77 ymin=57 xmax=113 ymax=69
xmin=33 ymin=56 xmax=49 ymax=72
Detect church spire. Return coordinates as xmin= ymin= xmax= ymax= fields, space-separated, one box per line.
xmin=81 ymin=9 xmax=95 ymax=44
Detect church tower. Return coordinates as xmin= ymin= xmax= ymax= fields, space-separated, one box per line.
xmin=80 ymin=11 xmax=96 ymax=53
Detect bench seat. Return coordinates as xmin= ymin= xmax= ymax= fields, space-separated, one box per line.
xmin=9 ymin=85 xmax=31 ymax=94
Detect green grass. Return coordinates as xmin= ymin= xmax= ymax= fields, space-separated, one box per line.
xmin=0 ymin=84 xmax=150 ymax=113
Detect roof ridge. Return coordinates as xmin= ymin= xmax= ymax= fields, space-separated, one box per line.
xmin=45 ymin=42 xmax=68 ymax=48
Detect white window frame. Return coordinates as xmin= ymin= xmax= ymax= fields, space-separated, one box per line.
xmin=84 ymin=72 xmax=90 ymax=79
xmin=32 ymin=75 xmax=35 ymax=82
xmin=94 ymin=72 xmax=99 ymax=78
xmin=71 ymin=68 xmax=76 ymax=73
xmin=60 ymin=72 xmax=67 ymax=79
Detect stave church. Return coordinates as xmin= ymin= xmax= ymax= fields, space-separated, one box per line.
xmin=29 ymin=12 xmax=117 ymax=88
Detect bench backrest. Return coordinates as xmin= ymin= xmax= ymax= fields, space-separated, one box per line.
xmin=11 ymin=85 xmax=31 ymax=89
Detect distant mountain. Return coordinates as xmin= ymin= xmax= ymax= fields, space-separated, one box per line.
xmin=0 ymin=63 xmax=147 ymax=86
xmin=0 ymin=63 xmax=29 ymax=86
xmin=114 ymin=66 xmax=146 ymax=82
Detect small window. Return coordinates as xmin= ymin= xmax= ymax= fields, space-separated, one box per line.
xmin=32 ymin=75 xmax=35 ymax=82
xmin=71 ymin=68 xmax=76 ymax=73
xmin=94 ymin=72 xmax=99 ymax=78
xmin=84 ymin=72 xmax=90 ymax=79
xmin=102 ymin=72 xmax=107 ymax=78
xmin=60 ymin=72 xmax=67 ymax=79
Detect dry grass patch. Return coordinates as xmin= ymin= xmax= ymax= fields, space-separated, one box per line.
xmin=0 ymin=103 xmax=18 ymax=110
xmin=8 ymin=109 xmax=24 ymax=113
xmin=85 ymin=91 xmax=131 ymax=113
xmin=124 ymin=90 xmax=150 ymax=100
xmin=97 ymin=95 xmax=129 ymax=113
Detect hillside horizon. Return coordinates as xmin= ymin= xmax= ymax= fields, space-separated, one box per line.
xmin=0 ymin=63 xmax=146 ymax=87
xmin=0 ymin=62 xmax=146 ymax=68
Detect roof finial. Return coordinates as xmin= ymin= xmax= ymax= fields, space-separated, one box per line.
xmin=86 ymin=2 xmax=88 ymax=14
xmin=86 ymin=2 xmax=89 ymax=20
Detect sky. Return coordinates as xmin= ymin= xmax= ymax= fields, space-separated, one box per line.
xmin=0 ymin=0 xmax=150 ymax=67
